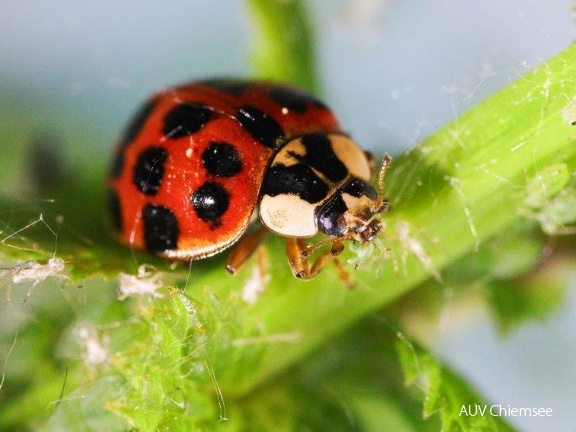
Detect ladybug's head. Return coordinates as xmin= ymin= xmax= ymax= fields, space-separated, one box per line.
xmin=316 ymin=177 xmax=389 ymax=244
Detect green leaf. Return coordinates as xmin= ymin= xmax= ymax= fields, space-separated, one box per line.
xmin=271 ymin=319 xmax=443 ymax=431
xmin=487 ymin=263 xmax=567 ymax=336
xmin=523 ymin=164 xmax=576 ymax=235
xmin=397 ymin=338 xmax=516 ymax=431
xmin=386 ymin=224 xmax=569 ymax=338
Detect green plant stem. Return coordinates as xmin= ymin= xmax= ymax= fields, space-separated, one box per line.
xmin=212 ymin=43 xmax=576 ymax=395
xmin=245 ymin=0 xmax=319 ymax=93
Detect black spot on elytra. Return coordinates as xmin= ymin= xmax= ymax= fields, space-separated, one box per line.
xmin=111 ymin=98 xmax=157 ymax=178
xmin=237 ymin=105 xmax=284 ymax=148
xmin=142 ymin=204 xmax=179 ymax=253
xmin=107 ymin=188 xmax=123 ymax=232
xmin=300 ymin=134 xmax=348 ymax=182
xmin=163 ymin=103 xmax=215 ymax=139
xmin=203 ymin=79 xmax=250 ymax=95
xmin=191 ymin=182 xmax=230 ymax=225
xmin=269 ymin=87 xmax=309 ymax=114
xmin=133 ymin=147 xmax=167 ymax=195
xmin=201 ymin=142 xmax=242 ymax=177
xmin=262 ymin=163 xmax=328 ymax=204
xmin=310 ymin=99 xmax=329 ymax=110
xmin=121 ymin=99 xmax=157 ymax=146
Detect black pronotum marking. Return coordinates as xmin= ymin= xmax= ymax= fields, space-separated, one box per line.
xmin=201 ymin=142 xmax=242 ymax=177
xmin=262 ymin=163 xmax=328 ymax=204
xmin=133 ymin=147 xmax=167 ymax=195
xmin=191 ymin=182 xmax=230 ymax=225
xmin=263 ymin=134 xmax=348 ymax=206
xmin=341 ymin=177 xmax=378 ymax=200
xmin=108 ymin=188 xmax=123 ymax=232
xmin=269 ymin=87 xmax=309 ymax=114
xmin=163 ymin=103 xmax=215 ymax=139
xmin=316 ymin=178 xmax=377 ymax=237
xmin=111 ymin=99 xmax=157 ymax=178
xmin=298 ymin=134 xmax=348 ymax=182
xmin=142 ymin=204 xmax=179 ymax=253
xmin=237 ymin=105 xmax=285 ymax=148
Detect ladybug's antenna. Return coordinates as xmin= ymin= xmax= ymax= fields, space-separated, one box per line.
xmin=378 ymin=154 xmax=392 ymax=197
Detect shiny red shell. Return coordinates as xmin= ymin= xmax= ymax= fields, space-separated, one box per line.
xmin=108 ymin=79 xmax=343 ymax=259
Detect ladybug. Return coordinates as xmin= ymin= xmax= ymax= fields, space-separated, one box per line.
xmin=108 ymin=79 xmax=389 ymax=279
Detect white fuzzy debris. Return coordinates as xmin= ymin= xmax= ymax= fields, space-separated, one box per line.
xmin=448 ymin=176 xmax=479 ymax=250
xmin=561 ymin=94 xmax=576 ymax=125
xmin=118 ymin=265 xmax=164 ymax=300
xmin=76 ymin=324 xmax=109 ymax=367
xmin=396 ymin=222 xmax=442 ymax=282
xmin=241 ymin=264 xmax=270 ymax=304
xmin=12 ymin=257 xmax=67 ymax=287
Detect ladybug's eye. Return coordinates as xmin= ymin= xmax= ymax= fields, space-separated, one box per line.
xmin=318 ymin=211 xmax=348 ymax=237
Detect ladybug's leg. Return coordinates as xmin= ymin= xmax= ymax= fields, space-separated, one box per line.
xmin=286 ymin=237 xmax=348 ymax=281
xmin=226 ymin=227 xmax=268 ymax=275
xmin=286 ymin=237 xmax=327 ymax=279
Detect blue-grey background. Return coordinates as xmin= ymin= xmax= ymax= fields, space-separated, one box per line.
xmin=1 ymin=1 xmax=574 ymax=430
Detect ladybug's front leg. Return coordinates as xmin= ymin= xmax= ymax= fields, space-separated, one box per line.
xmin=286 ymin=237 xmax=346 ymax=280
